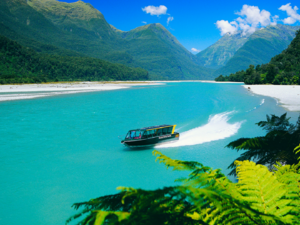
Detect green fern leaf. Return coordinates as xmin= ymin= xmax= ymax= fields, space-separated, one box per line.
xmin=235 ymin=160 xmax=295 ymax=223
xmin=294 ymin=144 xmax=300 ymax=160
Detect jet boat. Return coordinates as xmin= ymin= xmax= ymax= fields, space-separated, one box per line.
xmin=121 ymin=125 xmax=179 ymax=148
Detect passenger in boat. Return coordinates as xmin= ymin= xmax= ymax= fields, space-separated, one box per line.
xmin=134 ymin=133 xmax=141 ymax=139
xmin=130 ymin=131 xmax=136 ymax=139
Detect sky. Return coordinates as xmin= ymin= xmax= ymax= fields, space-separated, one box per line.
xmin=60 ymin=0 xmax=300 ymax=54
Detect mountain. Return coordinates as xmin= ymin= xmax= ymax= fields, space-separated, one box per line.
xmin=215 ymin=29 xmax=300 ymax=85
xmin=113 ymin=23 xmax=213 ymax=79
xmin=0 ymin=0 xmax=213 ymax=80
xmin=213 ymin=25 xmax=300 ymax=76
xmin=196 ymin=31 xmax=251 ymax=69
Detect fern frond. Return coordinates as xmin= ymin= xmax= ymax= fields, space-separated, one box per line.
xmin=94 ymin=211 xmax=130 ymax=225
xmin=153 ymin=150 xmax=204 ymax=171
xmin=294 ymin=144 xmax=300 ymax=160
xmin=235 ymin=160 xmax=295 ymax=224
xmin=153 ymin=150 xmax=230 ymax=186
xmin=274 ymin=161 xmax=300 ymax=221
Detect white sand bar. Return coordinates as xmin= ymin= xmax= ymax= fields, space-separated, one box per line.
xmin=244 ymin=85 xmax=300 ymax=111
xmin=0 ymin=82 xmax=164 ymax=102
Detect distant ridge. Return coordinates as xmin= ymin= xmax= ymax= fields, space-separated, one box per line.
xmin=215 ymin=29 xmax=300 ymax=85
xmin=196 ymin=30 xmax=251 ymax=69
xmin=214 ymin=25 xmax=300 ymax=76
xmin=197 ymin=24 xmax=300 ymax=76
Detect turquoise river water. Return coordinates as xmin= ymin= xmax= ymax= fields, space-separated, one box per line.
xmin=0 ymin=82 xmax=299 ymax=224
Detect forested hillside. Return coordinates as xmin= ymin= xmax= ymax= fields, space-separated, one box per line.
xmin=215 ymin=29 xmax=300 ymax=84
xmin=0 ymin=36 xmax=148 ymax=84
xmin=0 ymin=0 xmax=213 ymax=80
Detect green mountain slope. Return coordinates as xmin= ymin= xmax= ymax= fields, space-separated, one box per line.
xmin=0 ymin=0 xmax=213 ymax=80
xmin=0 ymin=35 xmax=148 ymax=84
xmin=116 ymin=23 xmax=213 ymax=79
xmin=27 ymin=0 xmax=113 ymax=38
xmin=196 ymin=31 xmax=251 ymax=69
xmin=214 ymin=25 xmax=300 ymax=76
xmin=0 ymin=0 xmax=66 ymax=48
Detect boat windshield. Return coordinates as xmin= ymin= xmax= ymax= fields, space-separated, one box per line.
xmin=142 ymin=126 xmax=174 ymax=138
xmin=125 ymin=130 xmax=144 ymax=140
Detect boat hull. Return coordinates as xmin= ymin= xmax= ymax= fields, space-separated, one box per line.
xmin=122 ymin=133 xmax=179 ymax=148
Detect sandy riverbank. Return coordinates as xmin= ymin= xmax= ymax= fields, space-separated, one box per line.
xmin=0 ymin=81 xmax=164 ymax=102
xmin=244 ymin=85 xmax=300 ymax=111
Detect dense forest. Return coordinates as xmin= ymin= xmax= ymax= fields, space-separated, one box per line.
xmin=0 ymin=35 xmax=149 ymax=84
xmin=215 ymin=29 xmax=300 ymax=85
xmin=67 ymin=114 xmax=300 ymax=225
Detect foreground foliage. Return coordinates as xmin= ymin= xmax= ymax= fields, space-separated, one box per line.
xmin=67 ymin=148 xmax=300 ymax=225
xmin=215 ymin=29 xmax=300 ymax=85
xmin=227 ymin=113 xmax=300 ymax=175
xmin=0 ymin=35 xmax=149 ymax=84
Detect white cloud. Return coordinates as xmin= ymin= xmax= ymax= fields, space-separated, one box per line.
xmin=279 ymin=3 xmax=300 ymax=24
xmin=283 ymin=17 xmax=297 ymax=24
xmin=216 ymin=5 xmax=277 ymax=36
xmin=142 ymin=21 xmax=147 ymax=24
xmin=237 ymin=5 xmax=272 ymax=27
xmin=142 ymin=5 xmax=167 ymax=16
xmin=191 ymin=48 xmax=201 ymax=53
xmin=215 ymin=20 xmax=238 ymax=35
xmin=167 ymin=16 xmax=174 ymax=25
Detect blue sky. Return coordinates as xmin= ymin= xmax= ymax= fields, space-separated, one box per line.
xmin=60 ymin=0 xmax=300 ymax=53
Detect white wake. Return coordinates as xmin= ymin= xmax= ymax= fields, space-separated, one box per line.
xmin=246 ymin=99 xmax=265 ymax=112
xmin=158 ymin=111 xmax=243 ymax=148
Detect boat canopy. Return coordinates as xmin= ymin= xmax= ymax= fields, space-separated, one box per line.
xmin=125 ymin=125 xmax=176 ymax=140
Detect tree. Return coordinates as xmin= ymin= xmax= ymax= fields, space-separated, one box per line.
xmin=227 ymin=113 xmax=300 ymax=175
xmin=255 ymin=64 xmax=261 ymax=71
xmin=266 ymin=64 xmax=277 ymax=83
xmin=215 ymin=75 xmax=225 ymax=81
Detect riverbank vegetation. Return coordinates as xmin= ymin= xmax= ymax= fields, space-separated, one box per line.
xmin=215 ymin=29 xmax=300 ymax=85
xmin=227 ymin=113 xmax=300 ymax=175
xmin=68 ymin=113 xmax=300 ymax=225
xmin=0 ymin=36 xmax=149 ymax=84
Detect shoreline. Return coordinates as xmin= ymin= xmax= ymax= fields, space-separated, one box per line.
xmin=2 ymin=82 xmax=299 ymax=112
xmin=243 ymin=85 xmax=300 ymax=112
xmin=0 ymin=81 xmax=164 ymax=102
